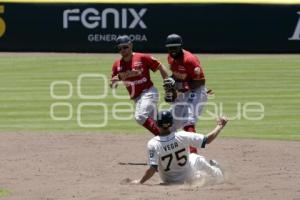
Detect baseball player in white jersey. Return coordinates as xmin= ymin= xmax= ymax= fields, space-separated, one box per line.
xmin=132 ymin=110 xmax=228 ymax=184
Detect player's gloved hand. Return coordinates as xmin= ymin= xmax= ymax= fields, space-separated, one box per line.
xmin=163 ymin=77 xmax=176 ymax=90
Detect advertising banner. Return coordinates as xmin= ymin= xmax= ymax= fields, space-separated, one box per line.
xmin=0 ymin=3 xmax=300 ymax=52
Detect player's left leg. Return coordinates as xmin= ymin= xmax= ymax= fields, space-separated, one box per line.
xmin=134 ymin=86 xmax=160 ymax=135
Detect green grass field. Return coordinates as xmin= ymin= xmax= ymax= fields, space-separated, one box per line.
xmin=0 ymin=53 xmax=299 ymax=140
xmin=0 ymin=188 xmax=12 ymax=197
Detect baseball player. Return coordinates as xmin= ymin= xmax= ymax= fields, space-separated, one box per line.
xmin=110 ymin=35 xmax=169 ymax=135
xmin=163 ymin=33 xmax=210 ymax=153
xmin=132 ymin=110 xmax=228 ymax=184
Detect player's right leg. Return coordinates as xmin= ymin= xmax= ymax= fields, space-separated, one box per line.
xmin=169 ymin=93 xmax=197 ymax=153
xmin=183 ymin=86 xmax=208 ymax=153
xmin=189 ymin=153 xmax=224 ymax=183
xmin=169 ymin=93 xmax=188 ymax=132
xmin=134 ymin=86 xmax=160 ymax=135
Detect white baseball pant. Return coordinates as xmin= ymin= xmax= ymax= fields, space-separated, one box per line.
xmin=187 ymin=153 xmax=223 ymax=183
xmin=134 ymin=86 xmax=159 ymax=125
xmin=171 ymin=85 xmax=208 ymax=130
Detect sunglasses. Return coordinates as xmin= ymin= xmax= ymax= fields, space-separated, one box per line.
xmin=167 ymin=46 xmax=181 ymax=51
xmin=117 ymin=45 xmax=130 ymax=51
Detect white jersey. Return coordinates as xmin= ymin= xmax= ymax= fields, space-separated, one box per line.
xmin=147 ymin=131 xmax=207 ymax=183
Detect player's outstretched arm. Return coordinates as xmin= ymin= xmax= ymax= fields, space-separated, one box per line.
xmin=139 ymin=166 xmax=157 ymax=184
xmin=206 ymin=116 xmax=229 ymax=144
xmin=157 ymin=65 xmax=169 ymax=79
xmin=132 ymin=166 xmax=157 ymax=184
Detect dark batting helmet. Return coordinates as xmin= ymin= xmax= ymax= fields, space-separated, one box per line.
xmin=157 ymin=110 xmax=173 ymax=128
xmin=116 ymin=35 xmax=131 ymax=46
xmin=165 ymin=34 xmax=183 ymax=47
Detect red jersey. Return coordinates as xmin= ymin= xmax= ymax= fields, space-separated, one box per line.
xmin=168 ymin=49 xmax=205 ymax=82
xmin=112 ymin=53 xmax=161 ymax=99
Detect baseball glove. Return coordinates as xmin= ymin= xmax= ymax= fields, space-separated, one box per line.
xmin=163 ymin=77 xmax=176 ymax=90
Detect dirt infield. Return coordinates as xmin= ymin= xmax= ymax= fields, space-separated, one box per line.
xmin=0 ymin=133 xmax=299 ymax=200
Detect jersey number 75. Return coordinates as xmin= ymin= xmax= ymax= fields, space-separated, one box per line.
xmin=161 ymin=148 xmax=187 ymax=171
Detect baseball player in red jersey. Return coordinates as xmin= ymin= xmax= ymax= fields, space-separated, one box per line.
xmin=110 ymin=35 xmax=169 ymax=135
xmin=163 ymin=34 xmax=209 ymax=153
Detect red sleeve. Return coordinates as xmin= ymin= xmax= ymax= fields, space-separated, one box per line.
xmin=186 ymin=56 xmax=205 ymax=80
xmin=142 ymin=54 xmax=161 ymax=72
xmin=112 ymin=60 xmax=119 ymax=78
